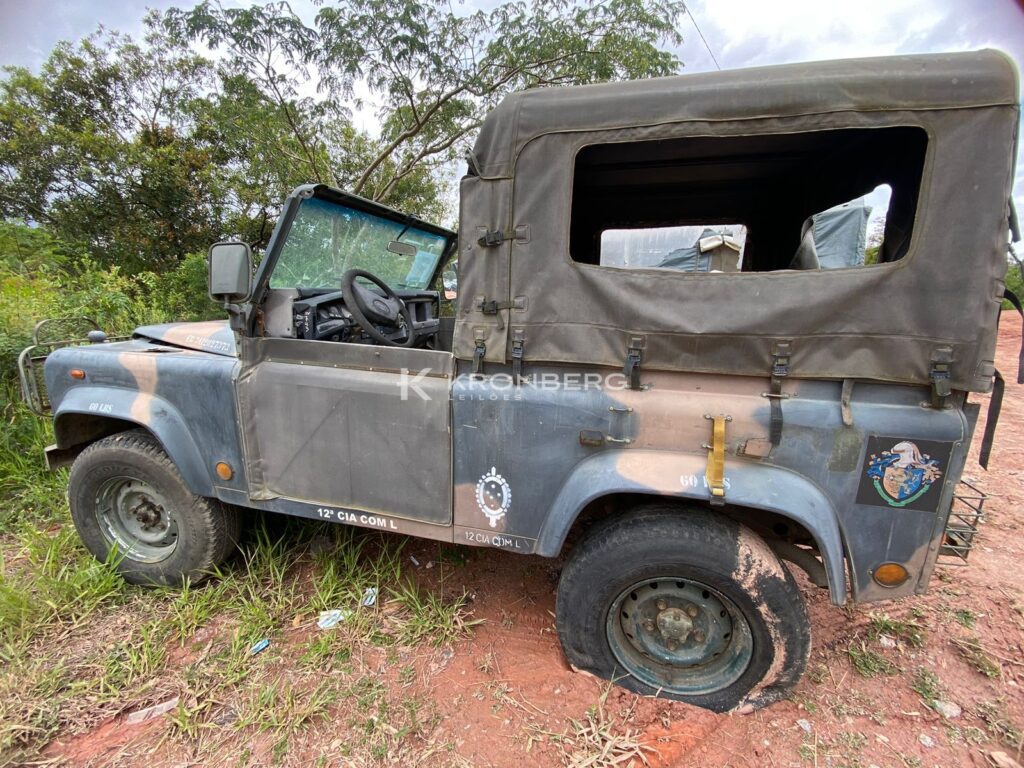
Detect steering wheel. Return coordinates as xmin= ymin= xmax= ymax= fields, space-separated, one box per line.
xmin=340 ymin=268 xmax=418 ymax=347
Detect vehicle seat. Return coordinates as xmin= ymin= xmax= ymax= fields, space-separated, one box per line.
xmin=789 ymin=216 xmax=820 ymax=270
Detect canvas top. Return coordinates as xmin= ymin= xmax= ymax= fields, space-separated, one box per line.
xmin=470 ymin=50 xmax=1019 ymax=179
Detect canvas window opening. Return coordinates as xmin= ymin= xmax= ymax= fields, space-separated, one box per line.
xmin=569 ymin=127 xmax=928 ymax=273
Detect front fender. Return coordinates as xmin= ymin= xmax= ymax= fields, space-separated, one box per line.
xmin=536 ymin=450 xmax=848 ymax=604
xmin=52 ymin=385 xmax=214 ymax=496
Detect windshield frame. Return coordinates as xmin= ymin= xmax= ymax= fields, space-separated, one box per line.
xmin=249 ymin=185 xmax=456 ymax=319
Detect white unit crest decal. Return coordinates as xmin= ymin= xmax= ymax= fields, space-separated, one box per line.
xmin=475 ymin=467 xmax=512 ymax=528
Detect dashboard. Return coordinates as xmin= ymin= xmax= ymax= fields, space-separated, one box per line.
xmin=291 ymin=287 xmax=441 ymax=346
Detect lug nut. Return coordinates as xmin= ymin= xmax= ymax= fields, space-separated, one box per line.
xmin=685 ymin=604 xmax=698 ymax=617
xmin=656 ymin=599 xmax=668 ymax=611
xmin=693 ymin=630 xmax=705 ymax=643
xmin=644 ymin=620 xmax=656 ymax=632
xmin=666 ymin=640 xmax=678 ymax=651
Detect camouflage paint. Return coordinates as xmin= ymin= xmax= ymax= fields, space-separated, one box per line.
xmin=43 ymin=328 xmax=969 ymax=608
xmin=134 ymin=321 xmax=237 ymax=357
xmin=451 ymin=361 xmax=967 ymax=605
xmin=45 ymin=335 xmax=245 ymax=498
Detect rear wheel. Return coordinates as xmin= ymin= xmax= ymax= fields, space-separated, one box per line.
xmin=68 ymin=429 xmax=240 ymax=586
xmin=556 ymin=505 xmax=810 ymax=712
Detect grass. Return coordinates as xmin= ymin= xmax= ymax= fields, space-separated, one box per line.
xmin=847 ymin=641 xmax=898 ymax=678
xmin=952 ymin=636 xmax=1001 ymax=679
xmin=977 ymin=699 xmax=1024 ymax=751
xmin=911 ymin=667 xmax=943 ymax=706
xmin=0 ymin=394 xmax=485 ymax=765
xmin=869 ymin=611 xmax=926 ymax=647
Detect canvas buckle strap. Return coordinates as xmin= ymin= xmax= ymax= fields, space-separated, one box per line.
xmin=477 ymin=230 xmax=508 ymax=247
xmin=979 ymin=369 xmax=1004 ymax=470
xmin=929 ymin=346 xmax=953 ymax=410
xmin=766 ymin=341 xmax=792 ymax=445
xmin=478 ymin=298 xmax=516 ymax=314
xmin=476 ymin=225 xmax=530 ymax=248
xmin=477 ymin=296 xmax=526 ymax=331
xmin=472 ymin=331 xmax=487 ymax=375
xmin=979 ymin=287 xmax=1024 ymax=469
xmin=703 ymin=414 xmax=731 ymax=507
xmin=624 ymin=336 xmax=645 ymax=391
xmin=1002 ymin=287 xmax=1024 ymax=384
xmin=511 ymin=329 xmax=525 ymax=382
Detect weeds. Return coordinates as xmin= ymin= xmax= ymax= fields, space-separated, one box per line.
xmin=847 ymin=642 xmax=898 ymax=677
xmin=953 ymin=609 xmax=977 ymax=628
xmin=563 ymin=688 xmax=654 ymax=768
xmin=977 ymin=699 xmax=1024 ymax=751
xmin=911 ymin=667 xmax=943 ymax=706
xmin=869 ymin=612 xmax=925 ymax=647
xmin=390 ymin=583 xmax=483 ymax=646
xmin=952 ymin=636 xmax=1001 ymax=678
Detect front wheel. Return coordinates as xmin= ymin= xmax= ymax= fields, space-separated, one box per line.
xmin=68 ymin=429 xmax=240 ymax=586
xmin=556 ymin=505 xmax=810 ymax=712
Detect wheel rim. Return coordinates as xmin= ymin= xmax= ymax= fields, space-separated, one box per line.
xmin=94 ymin=476 xmax=178 ymax=564
xmin=606 ymin=577 xmax=754 ymax=696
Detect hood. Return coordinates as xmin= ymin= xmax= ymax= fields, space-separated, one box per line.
xmin=133 ymin=320 xmax=237 ymax=357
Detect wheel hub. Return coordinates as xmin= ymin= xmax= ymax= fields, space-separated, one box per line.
xmin=607 ymin=577 xmax=754 ymax=696
xmin=130 ymin=499 xmax=166 ymax=530
xmin=95 ymin=477 xmax=178 ymax=563
xmin=656 ymin=606 xmax=694 ymax=641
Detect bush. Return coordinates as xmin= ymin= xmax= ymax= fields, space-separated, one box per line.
xmin=1006 ymin=257 xmax=1024 ymax=309
xmin=0 ymin=226 xmax=221 ymax=394
xmin=0 ymin=222 xmax=223 ymax=522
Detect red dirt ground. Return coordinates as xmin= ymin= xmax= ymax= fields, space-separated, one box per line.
xmin=41 ymin=322 xmax=1024 ymax=768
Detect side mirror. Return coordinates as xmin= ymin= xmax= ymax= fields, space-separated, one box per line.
xmin=442 ymin=263 xmax=458 ymax=301
xmin=208 ymin=241 xmax=253 ymax=304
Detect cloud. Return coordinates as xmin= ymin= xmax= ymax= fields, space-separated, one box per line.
xmin=677 ymin=0 xmax=1024 ymax=208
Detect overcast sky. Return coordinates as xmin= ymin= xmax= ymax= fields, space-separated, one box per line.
xmin=2 ymin=0 xmax=1023 ymax=209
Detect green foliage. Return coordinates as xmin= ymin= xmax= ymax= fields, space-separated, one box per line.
xmin=1005 ymin=256 xmax=1023 ymax=309
xmin=3 ymin=0 xmax=687 ymax=273
xmin=0 ymin=222 xmax=219 ymax=382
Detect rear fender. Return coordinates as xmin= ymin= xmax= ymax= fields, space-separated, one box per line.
xmin=51 ymin=385 xmax=214 ymax=496
xmin=536 ymin=450 xmax=848 ymax=604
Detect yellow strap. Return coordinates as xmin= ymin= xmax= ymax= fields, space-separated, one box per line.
xmin=706 ymin=415 xmax=727 ymax=504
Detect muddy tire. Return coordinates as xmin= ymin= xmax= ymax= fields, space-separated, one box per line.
xmin=556 ymin=505 xmax=810 ymax=712
xmin=68 ymin=429 xmax=240 ymax=586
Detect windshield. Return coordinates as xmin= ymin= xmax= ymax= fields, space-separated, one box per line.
xmin=269 ymin=197 xmax=450 ymax=290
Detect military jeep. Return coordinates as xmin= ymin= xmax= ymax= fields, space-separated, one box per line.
xmin=20 ymin=50 xmax=1022 ymax=712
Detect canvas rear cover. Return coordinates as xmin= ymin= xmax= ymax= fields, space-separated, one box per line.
xmin=454 ymin=50 xmax=1019 ymax=392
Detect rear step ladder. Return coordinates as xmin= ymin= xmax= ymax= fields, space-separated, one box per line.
xmin=938 ymin=480 xmax=987 ymax=565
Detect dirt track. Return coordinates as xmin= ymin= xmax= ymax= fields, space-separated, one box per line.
xmin=43 ymin=322 xmax=1024 ymax=768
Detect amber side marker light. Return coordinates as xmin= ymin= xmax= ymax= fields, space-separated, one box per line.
xmin=872 ymin=562 xmax=910 ymax=588
xmin=215 ymin=462 xmax=233 ymax=481
xmin=69 ymin=369 xmax=86 ymax=380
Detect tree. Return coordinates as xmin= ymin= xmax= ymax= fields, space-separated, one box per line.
xmin=165 ymin=0 xmax=685 ymax=203
xmin=0 ymin=24 xmax=225 ymax=269
xmin=2 ymin=0 xmax=686 ymax=271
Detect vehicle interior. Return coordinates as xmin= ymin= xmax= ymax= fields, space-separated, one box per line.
xmin=258 ymin=194 xmax=457 ymax=351
xmin=569 ymin=126 xmax=928 ymax=272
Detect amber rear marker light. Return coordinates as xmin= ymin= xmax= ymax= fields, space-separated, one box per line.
xmin=215 ymin=462 xmax=233 ymax=481
xmin=872 ymin=562 xmax=910 ymax=588
xmin=69 ymin=369 xmax=86 ymax=380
